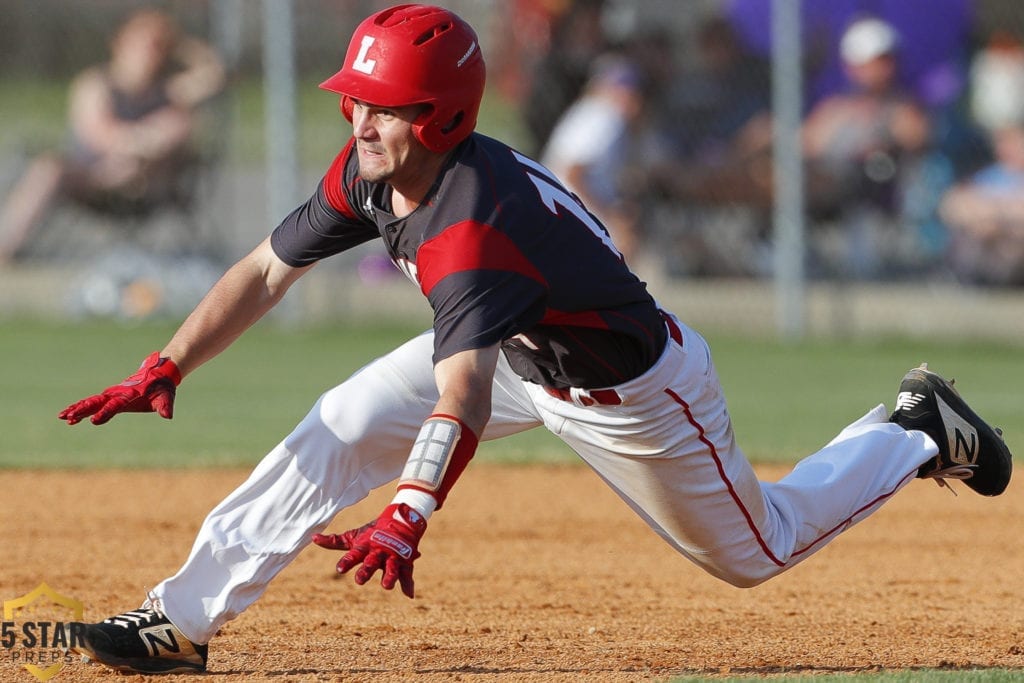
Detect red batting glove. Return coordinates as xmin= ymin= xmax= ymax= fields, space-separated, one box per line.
xmin=312 ymin=503 xmax=427 ymax=598
xmin=58 ymin=351 xmax=182 ymax=425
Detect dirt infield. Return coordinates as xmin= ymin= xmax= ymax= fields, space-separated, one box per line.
xmin=2 ymin=465 xmax=1022 ymax=682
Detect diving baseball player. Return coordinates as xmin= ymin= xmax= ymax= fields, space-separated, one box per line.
xmin=58 ymin=4 xmax=1011 ymax=674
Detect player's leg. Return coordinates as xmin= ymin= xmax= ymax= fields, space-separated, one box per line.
xmin=74 ymin=331 xmax=544 ymax=673
xmin=157 ymin=338 xmax=542 ymax=644
xmin=71 ymin=332 xmax=439 ymax=668
xmin=0 ymin=152 xmax=64 ymax=262
xmin=534 ymin=315 xmax=936 ymax=587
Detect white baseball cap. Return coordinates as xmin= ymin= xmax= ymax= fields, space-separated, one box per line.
xmin=840 ymin=17 xmax=899 ymax=66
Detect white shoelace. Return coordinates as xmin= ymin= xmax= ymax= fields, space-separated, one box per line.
xmin=103 ymin=594 xmax=167 ymax=629
xmin=921 ymin=463 xmax=975 ymax=495
xmin=103 ymin=609 xmax=162 ymax=629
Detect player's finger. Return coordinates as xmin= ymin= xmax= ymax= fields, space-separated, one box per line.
xmin=58 ymin=396 xmax=105 ymax=424
xmin=58 ymin=406 xmax=84 ymax=425
xmin=380 ymin=556 xmax=400 ymax=591
xmin=311 ymin=533 xmax=347 ymax=550
xmin=91 ymin=396 xmax=131 ymax=425
xmin=354 ymin=550 xmax=386 ymax=585
xmin=397 ymin=562 xmax=415 ymax=599
xmin=336 ymin=546 xmax=367 ymax=574
xmin=150 ymin=389 xmax=175 ymax=419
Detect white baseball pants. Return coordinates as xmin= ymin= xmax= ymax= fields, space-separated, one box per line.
xmin=152 ymin=314 xmax=937 ymax=644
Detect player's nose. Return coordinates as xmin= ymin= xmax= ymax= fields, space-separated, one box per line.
xmin=350 ymin=105 xmax=376 ymax=140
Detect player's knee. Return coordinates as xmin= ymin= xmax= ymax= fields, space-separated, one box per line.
xmin=316 ymin=383 xmax=383 ymax=439
xmin=705 ymin=561 xmax=777 ymax=588
xmin=719 ymin=572 xmax=769 ymax=589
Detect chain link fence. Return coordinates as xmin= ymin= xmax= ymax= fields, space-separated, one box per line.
xmin=2 ymin=0 xmax=1023 ymax=341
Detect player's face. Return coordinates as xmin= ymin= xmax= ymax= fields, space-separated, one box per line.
xmin=350 ymin=100 xmax=433 ymax=187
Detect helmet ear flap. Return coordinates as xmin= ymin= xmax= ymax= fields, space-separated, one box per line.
xmin=414 ymin=106 xmax=472 ymax=152
xmin=411 ymin=104 xmax=441 ymax=150
xmin=340 ymin=95 xmax=355 ymax=122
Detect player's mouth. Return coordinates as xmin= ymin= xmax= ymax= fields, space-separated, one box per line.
xmin=357 ymin=143 xmax=385 ymax=158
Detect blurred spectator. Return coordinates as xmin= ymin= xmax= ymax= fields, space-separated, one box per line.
xmin=804 ymin=17 xmax=931 ymax=204
xmin=726 ymin=0 xmax=974 ymax=110
xmin=940 ymin=124 xmax=1024 ymax=286
xmin=642 ymin=14 xmax=775 ymax=205
xmin=968 ymin=31 xmax=1024 ymax=133
xmin=801 ymin=16 xmax=931 ymax=277
xmin=0 ymin=9 xmax=225 ymax=264
xmin=661 ymin=16 xmax=772 ymax=170
xmin=520 ymin=0 xmax=611 ymax=156
xmin=541 ymin=56 xmax=646 ymax=264
xmin=624 ymin=15 xmax=775 ymax=278
xmin=939 ymin=33 xmax=1024 ymax=286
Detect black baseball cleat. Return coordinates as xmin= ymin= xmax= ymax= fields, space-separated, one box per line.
xmin=890 ymin=363 xmax=1012 ymax=496
xmin=70 ymin=603 xmax=207 ymax=674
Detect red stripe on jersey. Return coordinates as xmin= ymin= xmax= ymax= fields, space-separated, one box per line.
xmin=322 ymin=139 xmax=358 ymax=219
xmin=417 ymin=220 xmax=547 ymax=296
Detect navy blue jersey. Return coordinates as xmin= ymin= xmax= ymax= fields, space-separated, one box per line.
xmin=271 ymin=133 xmax=666 ymax=389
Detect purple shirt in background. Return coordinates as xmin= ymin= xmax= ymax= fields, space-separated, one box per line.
xmin=726 ymin=0 xmax=974 ymax=108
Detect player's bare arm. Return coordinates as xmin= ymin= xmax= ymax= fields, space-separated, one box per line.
xmin=161 ymin=237 xmax=313 ymax=378
xmin=58 ymin=237 xmax=313 ymax=425
xmin=431 ymin=344 xmax=500 ymax=437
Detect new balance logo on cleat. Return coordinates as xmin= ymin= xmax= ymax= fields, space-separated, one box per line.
xmin=895 ymin=391 xmax=925 ymax=412
xmin=889 ymin=363 xmax=1012 ymax=496
xmin=139 ymin=624 xmax=182 ymax=657
xmin=935 ymin=395 xmax=978 ymax=466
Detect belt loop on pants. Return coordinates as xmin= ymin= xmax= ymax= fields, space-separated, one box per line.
xmin=543 ymin=385 xmax=622 ymax=407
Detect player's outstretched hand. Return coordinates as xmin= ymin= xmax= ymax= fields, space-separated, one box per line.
xmin=58 ymin=352 xmax=181 ymax=425
xmin=313 ymin=503 xmax=427 ymax=599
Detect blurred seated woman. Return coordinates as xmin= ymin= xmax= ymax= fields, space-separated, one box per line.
xmin=0 ymin=9 xmax=225 ymax=263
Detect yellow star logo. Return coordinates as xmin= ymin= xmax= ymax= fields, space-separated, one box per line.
xmin=3 ymin=583 xmax=85 ymax=682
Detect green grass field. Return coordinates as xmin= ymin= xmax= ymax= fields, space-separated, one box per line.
xmin=1 ymin=318 xmax=1020 ymax=469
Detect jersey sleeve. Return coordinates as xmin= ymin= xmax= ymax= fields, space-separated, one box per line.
xmin=417 ymin=220 xmax=549 ymax=361
xmin=270 ymin=141 xmax=379 ymax=266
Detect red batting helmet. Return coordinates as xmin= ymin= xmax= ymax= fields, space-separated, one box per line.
xmin=320 ymin=4 xmax=486 ymax=153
